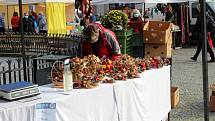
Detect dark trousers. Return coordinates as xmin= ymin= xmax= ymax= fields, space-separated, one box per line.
xmin=193 ymin=37 xmax=215 ymax=60
xmin=39 ymin=30 xmax=47 ymax=34
xmin=12 ymin=27 xmax=20 ymax=33
xmin=0 ymin=27 xmax=5 ymax=33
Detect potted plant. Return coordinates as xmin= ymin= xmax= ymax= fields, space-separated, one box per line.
xmin=101 ymin=10 xmax=128 ymax=30
xmin=102 ymin=10 xmax=134 ymax=55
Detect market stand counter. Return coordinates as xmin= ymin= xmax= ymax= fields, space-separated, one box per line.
xmin=0 ymin=66 xmax=170 ymax=121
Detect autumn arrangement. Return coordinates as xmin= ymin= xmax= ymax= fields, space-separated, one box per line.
xmin=51 ymin=54 xmax=171 ymax=89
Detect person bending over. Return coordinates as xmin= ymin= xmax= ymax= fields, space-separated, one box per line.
xmin=82 ymin=23 xmax=121 ymax=60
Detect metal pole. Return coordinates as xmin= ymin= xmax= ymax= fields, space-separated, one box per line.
xmin=199 ymin=0 xmax=209 ymax=120
xmin=18 ymin=0 xmax=27 ymax=81
xmin=143 ymin=3 xmax=146 ymax=21
xmin=7 ymin=5 xmax=9 ymax=30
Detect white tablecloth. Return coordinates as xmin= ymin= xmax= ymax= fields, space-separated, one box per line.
xmin=0 ymin=66 xmax=170 ymax=121
xmin=114 ymin=66 xmax=171 ymax=121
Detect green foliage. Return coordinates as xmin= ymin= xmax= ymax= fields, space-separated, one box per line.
xmin=101 ymin=10 xmax=128 ymax=30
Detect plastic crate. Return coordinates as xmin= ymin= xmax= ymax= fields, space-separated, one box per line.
xmin=113 ymin=29 xmax=133 ymax=37
xmin=132 ymin=33 xmax=144 ymax=46
xmin=113 ymin=29 xmax=133 ymax=54
xmin=132 ymin=46 xmax=144 ymax=58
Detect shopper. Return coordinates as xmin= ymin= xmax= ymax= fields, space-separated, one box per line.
xmin=31 ymin=11 xmax=38 ymax=20
xmin=190 ymin=4 xmax=215 ymax=62
xmin=128 ymin=9 xmax=144 ymax=33
xmin=11 ymin=12 xmax=20 ymax=33
xmin=23 ymin=13 xmax=28 ymax=33
xmin=27 ymin=11 xmax=36 ymax=33
xmin=82 ymin=23 xmax=121 ymax=60
xmin=0 ymin=14 xmax=5 ymax=33
xmin=38 ymin=13 xmax=47 ymax=34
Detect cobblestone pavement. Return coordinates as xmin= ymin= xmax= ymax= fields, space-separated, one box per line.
xmin=170 ymin=48 xmax=215 ymax=121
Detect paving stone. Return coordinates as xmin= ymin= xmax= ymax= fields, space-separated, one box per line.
xmin=170 ymin=48 xmax=215 ymax=121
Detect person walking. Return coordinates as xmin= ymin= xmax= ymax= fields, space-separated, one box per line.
xmin=190 ymin=4 xmax=215 ymax=62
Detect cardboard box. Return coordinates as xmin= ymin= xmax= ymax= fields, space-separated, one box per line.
xmin=144 ymin=43 xmax=172 ymax=58
xmin=171 ymin=87 xmax=179 ymax=108
xmin=143 ymin=21 xmax=172 ymax=44
xmin=210 ymin=91 xmax=215 ymax=112
xmin=210 ymin=95 xmax=215 ymax=112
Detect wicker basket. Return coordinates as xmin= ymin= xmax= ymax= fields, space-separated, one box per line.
xmin=51 ymin=61 xmax=64 ymax=88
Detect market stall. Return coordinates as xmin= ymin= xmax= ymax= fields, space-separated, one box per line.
xmin=0 ymin=0 xmax=75 ymax=34
xmin=92 ymin=0 xmax=188 ymax=4
xmin=0 ymin=65 xmax=170 ymax=121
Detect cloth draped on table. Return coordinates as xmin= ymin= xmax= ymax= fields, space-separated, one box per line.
xmin=114 ymin=66 xmax=171 ymax=121
xmin=0 ymin=66 xmax=171 ymax=121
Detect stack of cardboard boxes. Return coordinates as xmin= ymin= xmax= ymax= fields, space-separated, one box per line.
xmin=143 ymin=21 xmax=180 ymax=109
xmin=143 ymin=21 xmax=172 ymax=58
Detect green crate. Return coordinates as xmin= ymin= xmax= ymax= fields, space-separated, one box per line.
xmin=126 ymin=48 xmax=133 ymax=52
xmin=113 ymin=29 xmax=133 ymax=37
xmin=113 ymin=29 xmax=134 ymax=55
xmin=126 ymin=41 xmax=133 ymax=46
xmin=121 ymin=46 xmax=133 ymax=54
xmin=126 ymin=51 xmax=133 ymax=56
xmin=132 ymin=33 xmax=144 ymax=46
xmin=132 ymin=46 xmax=144 ymax=58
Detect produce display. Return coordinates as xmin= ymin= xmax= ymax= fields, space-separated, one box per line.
xmin=70 ymin=55 xmax=100 ymax=89
xmin=51 ymin=54 xmax=171 ymax=89
xmin=111 ymin=55 xmax=139 ymax=80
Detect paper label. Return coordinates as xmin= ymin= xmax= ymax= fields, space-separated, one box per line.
xmin=36 ymin=103 xmax=57 ymax=121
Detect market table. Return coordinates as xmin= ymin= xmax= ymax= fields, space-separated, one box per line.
xmin=0 ymin=66 xmax=170 ymax=121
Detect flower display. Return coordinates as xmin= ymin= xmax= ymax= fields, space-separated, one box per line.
xmin=51 ymin=54 xmax=171 ymax=89
xmin=101 ymin=10 xmax=128 ymax=30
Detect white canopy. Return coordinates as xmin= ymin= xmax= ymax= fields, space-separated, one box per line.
xmin=93 ymin=0 xmax=215 ymax=5
xmin=189 ymin=0 xmax=215 ymax=2
xmin=0 ymin=0 xmax=75 ymax=5
xmin=92 ymin=0 xmax=188 ymax=5
xmin=144 ymin=0 xmax=188 ymax=3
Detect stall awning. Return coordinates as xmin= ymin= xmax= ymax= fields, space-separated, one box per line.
xmin=92 ymin=0 xmax=188 ymax=5
xmin=92 ymin=0 xmax=215 ymax=5
xmin=0 ymin=0 xmax=75 ymax=5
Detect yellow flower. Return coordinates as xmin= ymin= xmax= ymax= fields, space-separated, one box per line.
xmin=101 ymin=10 xmax=128 ymax=29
